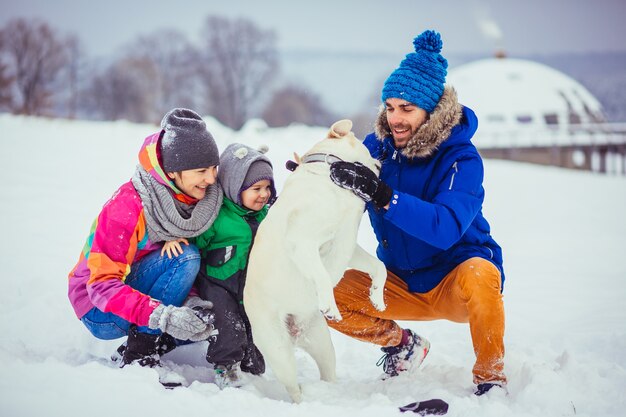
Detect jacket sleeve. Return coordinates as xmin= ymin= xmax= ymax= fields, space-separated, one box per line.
xmin=85 ymin=189 xmax=159 ymax=326
xmin=194 ymin=225 xmax=216 ymax=251
xmin=383 ymin=155 xmax=485 ymax=250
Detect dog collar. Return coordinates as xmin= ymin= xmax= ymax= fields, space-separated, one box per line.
xmin=301 ymin=153 xmax=343 ymax=165
xmin=285 ymin=153 xmax=344 ymax=172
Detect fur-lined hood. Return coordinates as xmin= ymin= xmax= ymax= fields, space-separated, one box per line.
xmin=374 ymin=86 xmax=463 ymax=159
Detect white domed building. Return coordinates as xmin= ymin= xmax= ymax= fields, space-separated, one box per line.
xmin=447 ymin=57 xmax=625 ymax=174
xmin=447 ymin=57 xmax=605 ymax=147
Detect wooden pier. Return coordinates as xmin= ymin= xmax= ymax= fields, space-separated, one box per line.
xmin=476 ymin=123 xmax=626 ymax=175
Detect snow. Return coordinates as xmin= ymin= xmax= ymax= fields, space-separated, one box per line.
xmin=1 ymin=113 xmax=625 ymax=416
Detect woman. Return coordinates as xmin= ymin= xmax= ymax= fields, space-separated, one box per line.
xmin=68 ymin=108 xmax=223 ymax=368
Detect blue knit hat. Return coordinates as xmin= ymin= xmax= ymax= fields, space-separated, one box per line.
xmin=381 ymin=30 xmax=448 ymax=113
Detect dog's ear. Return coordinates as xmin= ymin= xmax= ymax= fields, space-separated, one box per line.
xmin=328 ymin=119 xmax=353 ymax=139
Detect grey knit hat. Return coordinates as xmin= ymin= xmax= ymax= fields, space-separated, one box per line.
xmin=218 ymin=143 xmax=275 ymax=205
xmin=160 ymin=108 xmax=220 ymax=172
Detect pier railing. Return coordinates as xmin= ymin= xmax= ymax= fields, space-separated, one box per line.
xmin=476 ymin=123 xmax=626 ymax=175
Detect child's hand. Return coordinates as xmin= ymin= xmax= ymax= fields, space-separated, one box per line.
xmin=161 ymin=238 xmax=189 ymax=259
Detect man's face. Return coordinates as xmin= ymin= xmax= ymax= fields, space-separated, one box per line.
xmin=385 ymin=98 xmax=429 ymax=149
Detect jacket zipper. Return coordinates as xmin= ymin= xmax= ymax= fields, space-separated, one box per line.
xmin=382 ymin=147 xmax=400 ymax=250
xmin=448 ymin=161 xmax=458 ymax=190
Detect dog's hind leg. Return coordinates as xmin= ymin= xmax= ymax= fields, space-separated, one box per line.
xmin=298 ymin=313 xmax=337 ymax=382
xmin=248 ymin=309 xmax=303 ymax=403
xmin=349 ymin=244 xmax=388 ymax=311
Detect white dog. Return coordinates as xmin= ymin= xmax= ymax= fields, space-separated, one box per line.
xmin=243 ymin=119 xmax=387 ymax=403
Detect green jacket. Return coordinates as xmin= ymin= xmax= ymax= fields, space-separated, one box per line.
xmin=194 ymin=197 xmax=268 ymax=299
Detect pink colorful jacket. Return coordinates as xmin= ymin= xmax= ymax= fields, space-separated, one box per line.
xmin=68 ymin=132 xmax=198 ymax=326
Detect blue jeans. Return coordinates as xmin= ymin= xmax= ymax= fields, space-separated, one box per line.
xmin=81 ymin=244 xmax=201 ymax=340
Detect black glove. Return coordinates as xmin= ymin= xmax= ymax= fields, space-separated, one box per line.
xmin=329 ymin=161 xmax=393 ymax=208
xmin=399 ymin=399 xmax=449 ymax=415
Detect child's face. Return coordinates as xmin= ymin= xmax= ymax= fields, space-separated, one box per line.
xmin=241 ymin=179 xmax=272 ymax=211
xmin=168 ymin=166 xmax=218 ymax=199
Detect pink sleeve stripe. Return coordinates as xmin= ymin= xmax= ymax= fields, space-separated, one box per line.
xmin=104 ymin=286 xmax=160 ymax=326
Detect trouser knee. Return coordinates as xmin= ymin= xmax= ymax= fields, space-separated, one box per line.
xmin=456 ymin=258 xmax=502 ymax=297
xmin=168 ymin=244 xmax=201 ymax=283
xmin=126 ymin=244 xmax=201 ymax=306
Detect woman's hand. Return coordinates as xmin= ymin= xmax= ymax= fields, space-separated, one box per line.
xmin=161 ymin=238 xmax=189 ymax=258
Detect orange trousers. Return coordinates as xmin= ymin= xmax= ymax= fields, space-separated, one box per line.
xmin=328 ymin=257 xmax=506 ymax=385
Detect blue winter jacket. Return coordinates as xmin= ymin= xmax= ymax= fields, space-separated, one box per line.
xmin=364 ymin=104 xmax=504 ymax=293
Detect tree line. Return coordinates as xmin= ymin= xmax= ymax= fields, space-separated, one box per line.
xmin=0 ymin=16 xmax=338 ymax=130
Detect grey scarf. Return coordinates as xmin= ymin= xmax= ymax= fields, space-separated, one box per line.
xmin=131 ymin=166 xmax=223 ymax=242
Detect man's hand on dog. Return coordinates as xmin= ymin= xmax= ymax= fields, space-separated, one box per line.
xmin=329 ymin=161 xmax=393 ymax=209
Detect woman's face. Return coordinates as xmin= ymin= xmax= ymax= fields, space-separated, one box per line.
xmin=240 ymin=179 xmax=272 ymax=211
xmin=168 ymin=166 xmax=218 ymax=199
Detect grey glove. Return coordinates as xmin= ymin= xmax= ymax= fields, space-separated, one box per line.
xmin=183 ymin=296 xmax=215 ymax=326
xmin=148 ymin=304 xmax=213 ymax=342
xmin=183 ymin=296 xmax=214 ymax=310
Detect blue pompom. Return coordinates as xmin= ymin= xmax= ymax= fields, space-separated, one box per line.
xmin=413 ymin=30 xmax=443 ymax=53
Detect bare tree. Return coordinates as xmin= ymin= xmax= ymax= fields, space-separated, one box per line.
xmin=85 ymin=57 xmax=159 ymax=122
xmin=128 ymin=29 xmax=201 ymax=117
xmin=63 ymin=34 xmax=84 ymax=119
xmin=199 ymin=16 xmax=279 ymax=130
xmin=0 ymin=55 xmax=14 ymax=111
xmin=262 ymin=85 xmax=337 ymax=128
xmin=0 ymin=35 xmax=13 ymax=110
xmin=0 ymin=18 xmax=68 ymax=115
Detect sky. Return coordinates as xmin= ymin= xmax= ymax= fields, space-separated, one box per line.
xmin=2 ymin=0 xmax=626 ymax=59
xmin=1 ymin=113 xmax=625 ymax=416
xmin=4 ymin=0 xmax=625 ymax=117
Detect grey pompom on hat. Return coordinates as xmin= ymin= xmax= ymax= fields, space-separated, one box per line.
xmin=160 ymin=108 xmax=220 ymax=172
xmin=218 ymin=143 xmax=276 ymax=205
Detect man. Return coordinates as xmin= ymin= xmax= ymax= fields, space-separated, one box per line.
xmin=328 ymin=30 xmax=506 ymax=396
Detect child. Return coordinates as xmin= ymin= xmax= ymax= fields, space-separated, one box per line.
xmin=68 ymin=108 xmax=223 ymax=371
xmin=163 ymin=143 xmax=275 ymax=388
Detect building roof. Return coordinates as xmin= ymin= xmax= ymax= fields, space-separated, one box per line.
xmin=447 ymin=57 xmax=606 ymax=147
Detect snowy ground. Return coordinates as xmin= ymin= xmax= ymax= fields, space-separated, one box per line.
xmin=1 ymin=114 xmax=625 ymax=417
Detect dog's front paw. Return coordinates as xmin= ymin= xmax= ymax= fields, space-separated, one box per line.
xmin=321 ymin=306 xmax=343 ymax=322
xmin=369 ymin=286 xmax=386 ymax=311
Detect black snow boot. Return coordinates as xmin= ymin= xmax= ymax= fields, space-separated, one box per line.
xmin=119 ymin=325 xmax=177 ymax=368
xmin=240 ymin=343 xmax=265 ymax=375
xmin=474 ymin=382 xmax=504 ymax=396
